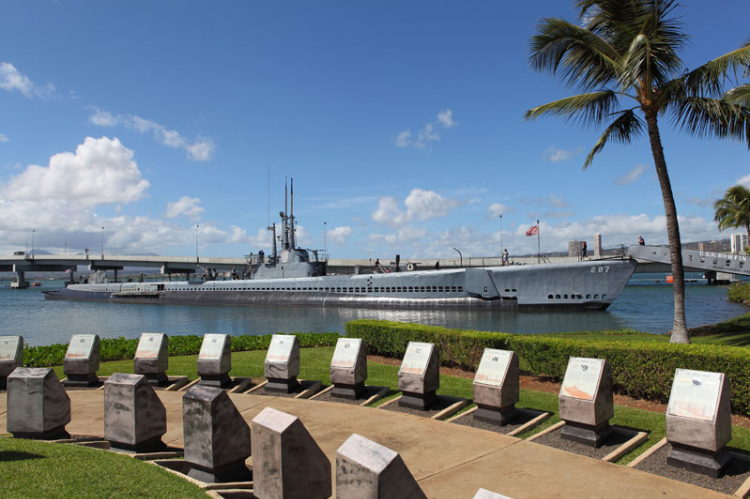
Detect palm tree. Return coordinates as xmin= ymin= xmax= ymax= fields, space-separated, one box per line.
xmin=715 ymin=185 xmax=750 ymax=247
xmin=525 ymin=0 xmax=750 ymax=343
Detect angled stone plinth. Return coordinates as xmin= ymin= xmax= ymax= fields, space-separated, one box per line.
xmin=182 ymin=384 xmax=251 ymax=483
xmin=7 ymin=367 xmax=71 ymax=439
xmin=558 ymin=357 xmax=614 ymax=447
xmin=134 ymin=333 xmax=169 ymax=385
xmin=473 ymin=489 xmax=515 ymax=499
xmin=251 ymin=407 xmax=331 ymax=499
xmin=104 ymin=373 xmax=167 ymax=453
xmin=330 ymin=338 xmax=367 ymax=399
xmin=0 ymin=335 xmax=24 ymax=390
xmin=336 ymin=433 xmax=426 ymax=499
xmin=472 ymin=349 xmax=519 ymax=426
xmin=197 ymin=334 xmax=231 ymax=388
xmin=63 ymin=334 xmax=100 ymax=386
xmin=666 ymin=368 xmax=733 ymax=478
xmin=264 ymin=334 xmax=300 ymax=393
xmin=398 ymin=342 xmax=439 ymax=410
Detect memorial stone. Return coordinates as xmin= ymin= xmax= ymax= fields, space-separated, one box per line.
xmin=251 ymin=407 xmax=331 ymax=499
xmin=7 ymin=367 xmax=71 ymax=439
xmin=182 ymin=385 xmax=251 ymax=483
xmin=197 ymin=334 xmax=231 ymax=387
xmin=63 ymin=334 xmax=100 ymax=386
xmin=264 ymin=334 xmax=300 ymax=393
xmin=473 ymin=489 xmax=514 ymax=499
xmin=330 ymin=338 xmax=367 ymax=399
xmin=0 ymin=335 xmax=23 ymax=390
xmin=398 ymin=341 xmax=439 ymax=410
xmin=666 ymin=368 xmax=732 ymax=477
xmin=134 ymin=333 xmax=169 ymax=385
xmin=336 ymin=433 xmax=426 ymax=499
xmin=104 ymin=373 xmax=167 ymax=453
xmin=472 ymin=348 xmax=519 ymax=425
xmin=558 ymin=357 xmax=614 ymax=447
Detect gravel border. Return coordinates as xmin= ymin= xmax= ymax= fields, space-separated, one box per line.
xmin=451 ymin=408 xmax=547 ymax=436
xmin=312 ymin=385 xmax=391 ymax=406
xmin=253 ymin=379 xmax=320 ymax=399
xmin=633 ymin=443 xmax=750 ymax=495
xmin=382 ymin=395 xmax=464 ymax=419
xmin=531 ymin=424 xmax=640 ymax=460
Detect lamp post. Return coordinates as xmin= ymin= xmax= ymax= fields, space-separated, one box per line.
xmin=452 ymin=247 xmax=462 ymax=267
xmin=31 ymin=229 xmax=35 ymax=260
xmin=499 ymin=213 xmax=503 ymax=255
xmin=101 ymin=227 xmax=104 ymax=259
xmin=323 ymin=221 xmax=327 ymax=256
xmin=196 ymin=224 xmax=200 ymax=262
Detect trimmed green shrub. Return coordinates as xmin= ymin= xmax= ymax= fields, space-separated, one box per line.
xmin=346 ymin=319 xmax=750 ymax=415
xmin=728 ymin=282 xmax=750 ymax=304
xmin=23 ymin=332 xmax=340 ymax=369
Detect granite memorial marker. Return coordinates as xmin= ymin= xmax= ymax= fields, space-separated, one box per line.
xmin=666 ymin=368 xmax=732 ymax=477
xmin=398 ymin=341 xmax=440 ymax=410
xmin=264 ymin=334 xmax=300 ymax=393
xmin=134 ymin=333 xmax=169 ymax=385
xmin=558 ymin=356 xmax=614 ymax=447
xmin=336 ymin=433 xmax=426 ymax=499
xmin=63 ymin=334 xmax=101 ymax=386
xmin=104 ymin=373 xmax=167 ymax=453
xmin=0 ymin=335 xmax=23 ymax=390
xmin=7 ymin=367 xmax=71 ymax=439
xmin=472 ymin=348 xmax=519 ymax=425
xmin=197 ymin=334 xmax=232 ymax=387
xmin=330 ymin=337 xmax=367 ymax=399
xmin=182 ymin=384 xmax=252 ymax=483
xmin=251 ymin=407 xmax=331 ymax=499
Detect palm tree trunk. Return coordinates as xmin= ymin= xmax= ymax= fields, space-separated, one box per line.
xmin=645 ymin=111 xmax=689 ymax=343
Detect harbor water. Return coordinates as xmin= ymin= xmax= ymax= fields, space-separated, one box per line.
xmin=1 ymin=277 xmax=747 ymax=346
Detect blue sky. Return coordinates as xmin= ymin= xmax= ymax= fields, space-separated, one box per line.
xmin=1 ymin=1 xmax=748 ymax=260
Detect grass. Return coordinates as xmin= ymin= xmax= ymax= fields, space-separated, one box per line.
xmin=0 ymin=437 xmax=206 ymax=499
xmin=49 ymin=345 xmax=750 ymax=467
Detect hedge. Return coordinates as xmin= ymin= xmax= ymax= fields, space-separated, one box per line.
xmin=345 ymin=319 xmax=750 ymax=415
xmin=22 ymin=332 xmax=341 ymax=369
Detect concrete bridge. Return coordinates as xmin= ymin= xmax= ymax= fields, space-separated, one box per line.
xmin=1 ymin=245 xmax=742 ymax=288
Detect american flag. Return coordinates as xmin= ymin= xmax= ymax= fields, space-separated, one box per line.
xmin=526 ymin=225 xmax=539 ymax=236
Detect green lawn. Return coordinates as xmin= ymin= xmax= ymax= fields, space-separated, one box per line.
xmin=0 ymin=437 xmax=206 ymax=499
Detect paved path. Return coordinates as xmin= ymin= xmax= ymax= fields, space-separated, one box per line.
xmin=0 ymin=390 xmax=732 ymax=498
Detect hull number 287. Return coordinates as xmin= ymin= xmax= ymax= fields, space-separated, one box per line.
xmin=591 ymin=266 xmax=610 ymax=273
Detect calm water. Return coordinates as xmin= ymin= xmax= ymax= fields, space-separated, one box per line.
xmin=1 ymin=278 xmax=747 ymax=346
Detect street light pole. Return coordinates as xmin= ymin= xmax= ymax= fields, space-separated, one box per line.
xmin=323 ymin=221 xmax=327 ymax=256
xmin=101 ymin=227 xmax=104 ymax=259
xmin=196 ymin=224 xmax=200 ymax=263
xmin=31 ymin=229 xmax=35 ymax=260
xmin=499 ymin=214 xmax=503 ymax=254
xmin=452 ymin=247 xmax=462 ymax=267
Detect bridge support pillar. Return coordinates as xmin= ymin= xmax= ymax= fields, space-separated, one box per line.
xmin=705 ymin=271 xmax=717 ymax=285
xmin=11 ymin=270 xmax=30 ymax=289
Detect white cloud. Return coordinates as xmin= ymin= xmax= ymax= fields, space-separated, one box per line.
xmin=89 ymin=108 xmax=215 ymax=161
xmin=543 ymin=146 xmax=580 ymax=163
xmin=327 ymin=226 xmax=353 ymax=245
xmin=736 ymin=173 xmax=750 ymax=188
xmin=166 ymin=196 xmax=204 ymax=219
xmin=615 ymin=164 xmax=647 ymax=185
xmin=372 ymin=189 xmax=458 ymax=226
xmin=2 ymin=136 xmax=149 ymax=206
xmin=488 ymin=203 xmax=507 ymax=218
xmin=0 ymin=62 xmax=55 ymax=99
xmin=0 ymin=133 xmax=8 ymax=143
xmin=395 ymin=109 xmax=457 ymax=149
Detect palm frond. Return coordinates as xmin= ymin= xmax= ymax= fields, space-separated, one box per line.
xmin=724 ymin=84 xmax=750 ymax=107
xmin=524 ymin=91 xmax=619 ymax=126
xmin=683 ymin=42 xmax=750 ymax=96
xmin=671 ymin=96 xmax=750 ymax=147
xmin=530 ymin=18 xmax=620 ymax=90
xmin=583 ymin=109 xmax=644 ymax=169
xmin=714 ymin=185 xmax=750 ymax=232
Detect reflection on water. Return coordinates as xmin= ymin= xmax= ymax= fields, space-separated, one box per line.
xmin=1 ymin=279 xmax=747 ymax=346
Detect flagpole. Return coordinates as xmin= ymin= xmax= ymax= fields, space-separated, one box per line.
xmin=537 ymin=219 xmax=540 ymax=264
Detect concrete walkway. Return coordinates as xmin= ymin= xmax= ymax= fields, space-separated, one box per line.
xmin=0 ymin=390 xmax=732 ymax=499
